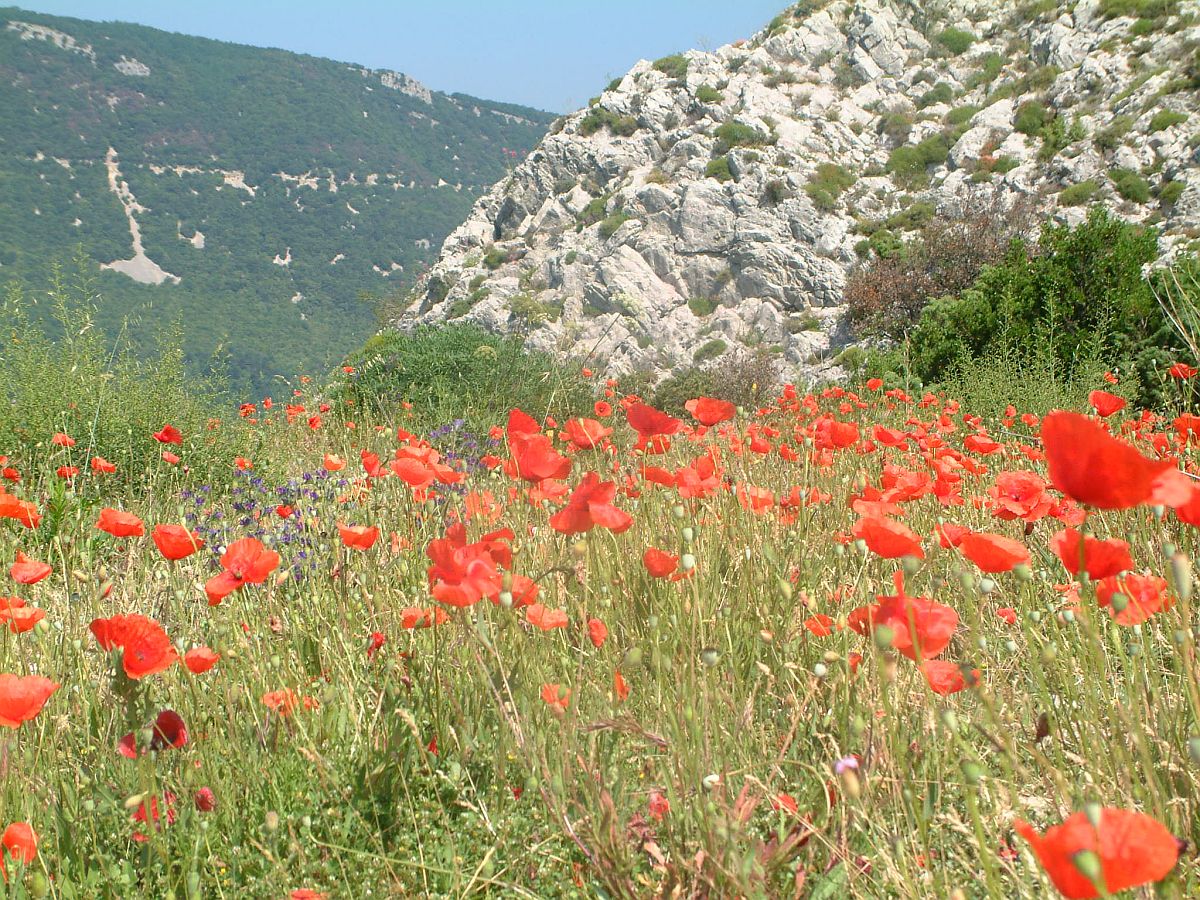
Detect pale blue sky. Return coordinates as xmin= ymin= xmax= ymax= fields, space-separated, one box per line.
xmin=14 ymin=1 xmax=787 ymax=112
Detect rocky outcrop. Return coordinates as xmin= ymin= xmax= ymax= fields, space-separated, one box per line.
xmin=396 ymin=0 xmax=1200 ymax=382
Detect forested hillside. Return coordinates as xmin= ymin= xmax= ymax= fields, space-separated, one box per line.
xmin=0 ymin=6 xmax=553 ymax=393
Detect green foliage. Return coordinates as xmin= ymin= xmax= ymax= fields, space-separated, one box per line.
xmin=483 ymin=247 xmax=509 ymax=270
xmin=965 ymin=52 xmax=1005 ymax=88
xmin=1111 ymin=167 xmax=1152 ymax=203
xmin=886 ymin=202 xmax=935 ymax=232
xmin=1037 ymin=116 xmax=1086 ymax=161
xmin=0 ymin=7 xmax=554 ymax=398
xmin=1059 ymin=180 xmax=1100 ymax=206
xmin=935 ymin=27 xmax=977 ymax=55
xmin=713 ymin=122 xmax=772 ymax=152
xmin=577 ymin=196 xmax=610 ymax=227
xmin=918 ymin=82 xmax=955 ymax=109
xmin=0 ymin=266 xmax=251 ymax=498
xmin=1159 ymin=180 xmax=1186 ymax=206
xmin=1099 ymin=0 xmax=1179 ymax=19
xmin=696 ymin=85 xmax=724 ymax=103
xmin=598 ymin=211 xmax=632 ymax=239
xmin=908 ymin=207 xmax=1180 ymax=408
xmin=1095 ymin=114 xmax=1135 ymax=151
xmin=705 ymin=157 xmax=733 ymax=183
xmin=885 ymin=133 xmax=951 ymax=187
xmin=762 ymin=178 xmax=793 ymax=206
xmin=688 ymin=296 xmax=719 ymax=317
xmin=338 ymin=324 xmax=590 ymax=428
xmin=1149 ymin=109 xmax=1189 ymax=132
xmin=579 ymin=106 xmax=640 ymax=137
xmin=946 ymin=105 xmax=981 ymax=126
xmin=804 ymin=163 xmax=857 ymax=211
xmin=1014 ymin=101 xmax=1050 ymax=135
xmin=653 ymin=54 xmax=689 ymax=80
xmin=507 ymin=292 xmax=561 ymax=328
xmin=693 ymin=338 xmax=727 ymax=363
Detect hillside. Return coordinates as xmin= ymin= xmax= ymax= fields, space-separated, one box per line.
xmin=0 ymin=6 xmax=554 ymax=393
xmin=396 ymin=0 xmax=1200 ymax=381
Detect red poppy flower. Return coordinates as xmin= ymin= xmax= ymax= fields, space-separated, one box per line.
xmin=426 ymin=523 xmax=503 ymax=608
xmin=1041 ymin=411 xmax=1175 ymax=510
xmin=9 ymin=552 xmax=50 ymax=585
xmin=996 ymin=607 xmax=1017 ymax=625
xmin=0 ymin=674 xmax=58 ymax=728
xmin=1095 ymin=573 xmax=1174 ymax=626
xmin=204 ymin=537 xmax=281 ymax=605
xmin=1169 ymin=362 xmax=1197 ymax=379
xmin=89 ymin=614 xmax=178 ymax=679
xmin=153 ymin=424 xmax=183 ymax=445
xmin=508 ymin=433 xmax=572 ymax=482
xmin=161 ymin=451 xmax=181 ymax=465
xmin=804 ymin=614 xmax=836 ymax=637
xmin=541 ymin=683 xmax=570 ymax=714
xmin=1013 ymin=808 xmax=1178 ymax=898
xmin=50 ymin=432 xmax=75 ymax=447
xmin=627 ymin=403 xmax=682 ymax=439
xmin=849 ymin=573 xmax=958 ymax=661
xmin=549 ymin=472 xmax=633 ymax=535
xmin=586 ymin=617 xmax=608 ymax=648
xmin=643 ymin=547 xmax=679 ymax=578
xmin=151 ymin=524 xmax=204 ymax=561
xmin=183 ymin=646 xmax=220 ymax=674
xmin=131 ymin=792 xmax=177 ymax=842
xmin=96 ymin=508 xmax=145 ymax=538
xmin=1087 ymin=391 xmax=1126 ymax=418
xmin=685 ymin=396 xmax=736 ymax=426
xmin=118 ymin=709 xmax=189 ymax=758
xmin=1 ymin=821 xmax=37 ymax=869
xmin=920 ymin=660 xmax=979 ymax=695
xmin=1049 ymin=529 xmax=1133 ymax=581
xmin=562 ymin=418 xmax=613 ymax=450
xmin=0 ymin=599 xmax=43 ymax=634
xmin=262 ymin=689 xmax=315 ymax=715
xmin=0 ymin=493 xmax=39 ymax=528
xmin=852 ymin=517 xmax=925 ymax=559
xmin=56 ymin=465 xmax=78 ymax=479
xmin=338 ymin=524 xmax=380 ymax=551
xmin=90 ymin=456 xmax=116 ymax=474
xmin=526 ymin=603 xmax=568 ymax=630
xmin=989 ymin=471 xmax=1053 ymax=522
xmin=958 ymin=531 xmax=1030 ymax=573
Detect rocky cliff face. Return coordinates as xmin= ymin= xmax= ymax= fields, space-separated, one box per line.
xmin=396 ymin=0 xmax=1200 ymax=381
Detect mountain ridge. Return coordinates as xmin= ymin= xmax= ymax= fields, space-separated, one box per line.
xmin=0 ymin=5 xmax=554 ymax=392
xmin=395 ymin=0 xmax=1200 ymax=382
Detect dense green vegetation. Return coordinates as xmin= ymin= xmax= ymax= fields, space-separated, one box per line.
xmin=0 ymin=7 xmax=553 ymax=396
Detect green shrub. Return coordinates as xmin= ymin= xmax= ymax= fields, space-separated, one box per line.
xmin=886 ymin=201 xmax=936 ymax=232
xmin=339 ymin=324 xmax=591 ymax=429
xmin=1099 ymin=0 xmax=1179 ymax=19
xmin=1095 ymin=115 xmax=1135 ymax=151
xmin=1159 ymin=180 xmax=1186 ymax=206
xmin=918 ymin=83 xmax=955 ymax=109
xmin=1111 ymin=168 xmax=1152 ymax=203
xmin=804 ymin=163 xmax=857 ymax=210
xmin=907 ymin=207 xmax=1179 ymax=408
xmin=688 ymin=296 xmax=719 ymax=317
xmin=762 ymin=179 xmax=793 ymax=205
xmin=1014 ymin=101 xmax=1049 ymax=135
xmin=508 ymin=293 xmax=560 ymax=328
xmin=693 ymin=339 xmax=728 ymax=363
xmin=946 ymin=105 xmax=981 ymax=126
xmin=577 ymin=196 xmax=609 ymax=227
xmin=598 ymin=211 xmax=632 ymax=239
xmin=1149 ymin=109 xmax=1189 ymax=132
xmin=579 ymin=107 xmax=639 ymax=137
xmin=880 ymin=112 xmax=914 ymax=144
xmin=965 ymin=52 xmax=1005 ymax=88
xmin=705 ymin=157 xmax=733 ymax=182
xmin=713 ymin=121 xmax=772 ymax=151
xmin=696 ymin=85 xmax=723 ymax=103
xmin=935 ymin=27 xmax=977 ymax=55
xmin=482 ymin=247 xmax=508 ymax=270
xmin=993 ymin=156 xmax=1020 ymax=173
xmin=1059 ymin=180 xmax=1100 ymax=205
xmin=653 ymin=54 xmax=689 ymax=80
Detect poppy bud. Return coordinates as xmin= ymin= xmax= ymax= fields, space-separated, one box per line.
xmin=680 ymin=553 xmax=696 ymax=572
xmin=700 ymin=647 xmax=720 ymax=668
xmin=813 ymin=662 xmax=828 ymax=678
xmin=1171 ymin=553 xmax=1193 ymax=602
xmin=1188 ymin=737 xmax=1200 ymax=765
xmin=940 ymin=710 xmax=958 ymax=733
xmin=1071 ymin=849 xmax=1103 ymax=884
xmin=1014 ymin=564 xmax=1032 ymax=581
xmin=671 ymin=504 xmax=685 ymax=519
xmin=979 ymin=578 xmax=996 ymax=595
xmin=961 ymin=761 xmax=983 ymax=785
xmin=681 ymin=527 xmax=694 ymax=543
xmin=873 ymin=624 xmax=894 ymax=649
xmin=902 ymin=555 xmax=920 ymax=576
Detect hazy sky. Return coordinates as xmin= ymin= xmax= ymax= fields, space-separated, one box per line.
xmin=14 ymin=1 xmax=787 ymax=112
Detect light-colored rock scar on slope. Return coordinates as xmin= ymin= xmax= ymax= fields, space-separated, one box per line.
xmin=5 ymin=21 xmax=96 ymax=61
xmin=100 ymin=147 xmax=181 ymax=286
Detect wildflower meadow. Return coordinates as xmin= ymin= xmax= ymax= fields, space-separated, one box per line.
xmin=0 ymin=310 xmax=1198 ymax=897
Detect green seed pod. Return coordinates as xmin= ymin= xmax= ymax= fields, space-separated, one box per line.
xmin=1014 ymin=564 xmax=1032 ymax=582
xmin=873 ymin=624 xmax=895 ymax=649
xmin=1188 ymin=737 xmax=1200 ymax=765
xmin=1171 ymin=553 xmax=1193 ymax=603
xmin=1072 ymin=849 xmax=1103 ymax=884
xmin=672 ymin=504 xmax=686 ymax=519
xmin=902 ymin=555 xmax=920 ymax=576
xmin=623 ymin=646 xmax=643 ymax=669
xmin=680 ymin=553 xmax=696 ymax=571
xmin=813 ymin=662 xmax=828 ymax=678
xmin=681 ymin=526 xmax=695 ymax=543
xmin=960 ymin=761 xmax=983 ymax=785
xmin=700 ymin=647 xmax=721 ymax=668
xmin=979 ymin=577 xmax=996 ymax=596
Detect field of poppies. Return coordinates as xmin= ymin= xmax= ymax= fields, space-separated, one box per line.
xmin=0 ymin=351 xmax=1198 ymax=897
